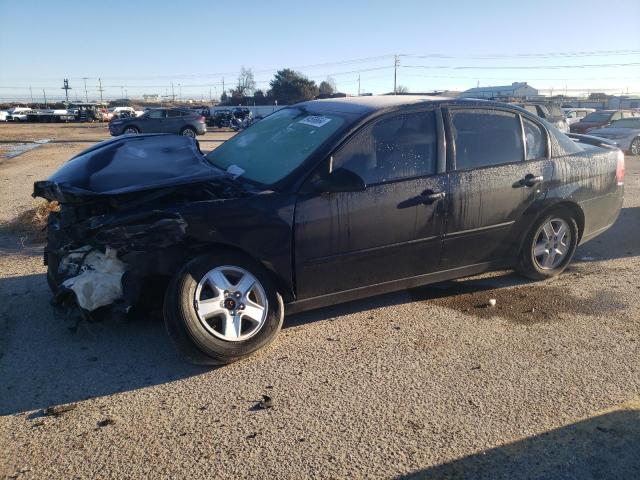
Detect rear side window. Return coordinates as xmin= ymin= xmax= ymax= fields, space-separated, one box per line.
xmin=523 ymin=118 xmax=546 ymax=160
xmin=148 ymin=110 xmax=166 ymax=119
xmin=333 ymin=111 xmax=438 ymax=185
xmin=168 ymin=110 xmax=183 ymax=118
xmin=451 ymin=109 xmax=524 ymax=169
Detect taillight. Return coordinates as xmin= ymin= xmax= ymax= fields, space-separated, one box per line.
xmin=616 ymin=150 xmax=625 ymax=186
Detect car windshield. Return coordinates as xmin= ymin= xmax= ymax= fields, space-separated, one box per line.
xmin=583 ymin=112 xmax=611 ymax=122
xmin=609 ymin=118 xmax=640 ymax=128
xmin=205 ymin=107 xmax=346 ymax=185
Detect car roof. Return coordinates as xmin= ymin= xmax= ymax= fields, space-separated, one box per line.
xmin=299 ymin=95 xmax=451 ymax=114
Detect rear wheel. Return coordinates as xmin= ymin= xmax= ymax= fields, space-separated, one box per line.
xmin=123 ymin=126 xmax=139 ymax=135
xmin=516 ymin=209 xmax=578 ymax=280
xmin=630 ymin=137 xmax=640 ymax=156
xmin=181 ymin=127 xmax=196 ymax=138
xmin=164 ymin=252 xmax=284 ymax=365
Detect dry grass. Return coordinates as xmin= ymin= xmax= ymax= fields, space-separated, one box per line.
xmin=0 ymin=200 xmax=59 ymax=244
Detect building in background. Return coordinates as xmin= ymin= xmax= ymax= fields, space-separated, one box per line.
xmin=143 ymin=94 xmax=160 ymax=102
xmin=460 ymin=82 xmax=538 ymax=100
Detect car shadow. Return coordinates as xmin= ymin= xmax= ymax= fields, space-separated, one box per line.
xmin=575 ymin=206 xmax=639 ymax=261
xmin=397 ymin=406 xmax=640 ymax=479
xmin=0 ymin=272 xmax=209 ymax=416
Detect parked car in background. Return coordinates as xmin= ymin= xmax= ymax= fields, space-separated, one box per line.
xmin=6 ymin=107 xmax=31 ymax=121
xmin=0 ymin=110 xmax=8 ymax=121
xmin=108 ymin=107 xmax=206 ymax=137
xmin=563 ymin=107 xmax=595 ymax=126
xmin=516 ymin=103 xmax=568 ymax=132
xmin=570 ymin=109 xmax=639 ymax=133
xmin=587 ymin=117 xmax=640 ymax=155
xmin=209 ymin=109 xmax=233 ymax=128
xmin=36 ymin=96 xmax=625 ymax=364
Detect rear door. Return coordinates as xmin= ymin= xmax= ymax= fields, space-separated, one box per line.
xmin=294 ymin=109 xmax=447 ymax=299
xmin=441 ymin=107 xmax=552 ymax=269
xmin=166 ymin=109 xmax=184 ymax=133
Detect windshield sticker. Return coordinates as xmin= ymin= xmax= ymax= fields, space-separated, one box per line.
xmin=299 ymin=115 xmax=332 ymax=128
xmin=227 ymin=164 xmax=245 ymax=177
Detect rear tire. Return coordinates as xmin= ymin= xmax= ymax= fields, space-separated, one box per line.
xmin=516 ymin=208 xmax=578 ymax=281
xmin=163 ymin=252 xmax=284 ymax=365
xmin=630 ymin=137 xmax=640 ymax=156
xmin=181 ymin=127 xmax=196 ymax=138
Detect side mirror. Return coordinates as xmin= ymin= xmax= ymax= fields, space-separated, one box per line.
xmin=312 ymin=168 xmax=366 ymax=193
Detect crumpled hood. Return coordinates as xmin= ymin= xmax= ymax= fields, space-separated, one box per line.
xmin=34 ymin=134 xmax=233 ymax=202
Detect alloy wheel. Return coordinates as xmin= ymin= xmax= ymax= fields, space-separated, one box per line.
xmin=194 ymin=266 xmax=268 ymax=342
xmin=182 ymin=128 xmax=196 ymax=138
xmin=631 ymin=138 xmax=640 ymax=156
xmin=532 ymin=218 xmax=571 ymax=270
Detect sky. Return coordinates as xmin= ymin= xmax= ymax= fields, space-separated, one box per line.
xmin=0 ymin=0 xmax=639 ymax=102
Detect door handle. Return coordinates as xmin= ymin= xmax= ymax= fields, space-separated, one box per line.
xmin=519 ymin=174 xmax=543 ymax=187
xmin=419 ymin=190 xmax=446 ymax=204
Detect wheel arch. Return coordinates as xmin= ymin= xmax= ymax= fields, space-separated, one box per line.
xmin=184 ymin=241 xmax=295 ymax=303
xmin=527 ymin=200 xmax=585 ymax=244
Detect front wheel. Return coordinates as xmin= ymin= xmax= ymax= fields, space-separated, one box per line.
xmin=123 ymin=126 xmax=139 ymax=135
xmin=516 ymin=209 xmax=578 ymax=280
xmin=630 ymin=137 xmax=640 ymax=156
xmin=164 ymin=252 xmax=284 ymax=365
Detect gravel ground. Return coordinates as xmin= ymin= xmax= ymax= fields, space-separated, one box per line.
xmin=0 ymin=124 xmax=638 ymax=479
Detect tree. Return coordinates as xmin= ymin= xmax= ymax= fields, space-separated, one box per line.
xmin=396 ymin=85 xmax=409 ymax=94
xmin=268 ymin=69 xmax=318 ymax=105
xmin=220 ymin=91 xmax=228 ymax=103
xmin=319 ymin=77 xmax=336 ymax=96
xmin=236 ymin=66 xmax=256 ymax=98
xmin=253 ymin=89 xmax=266 ymax=105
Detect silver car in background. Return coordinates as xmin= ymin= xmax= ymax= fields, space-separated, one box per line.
xmin=587 ymin=117 xmax=640 ymax=155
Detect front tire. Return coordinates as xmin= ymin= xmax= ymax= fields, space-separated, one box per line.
xmin=164 ymin=252 xmax=284 ymax=365
xmin=123 ymin=126 xmax=140 ymax=135
xmin=630 ymin=137 xmax=640 ymax=156
xmin=516 ymin=208 xmax=578 ymax=281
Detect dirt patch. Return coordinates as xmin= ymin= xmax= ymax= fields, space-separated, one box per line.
xmin=0 ymin=200 xmax=59 ymax=244
xmin=408 ymin=279 xmax=626 ymax=324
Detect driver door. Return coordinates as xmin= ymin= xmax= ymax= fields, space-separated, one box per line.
xmin=144 ymin=109 xmax=167 ymax=132
xmin=294 ymin=109 xmax=447 ymax=299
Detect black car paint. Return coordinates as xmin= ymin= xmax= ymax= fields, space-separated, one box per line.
xmin=35 ymin=98 xmax=623 ymax=318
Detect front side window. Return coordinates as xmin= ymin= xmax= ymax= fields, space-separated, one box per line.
xmin=451 ymin=109 xmax=523 ymax=169
xmin=333 ymin=111 xmax=438 ymax=185
xmin=523 ymin=118 xmax=546 ymax=160
xmin=205 ymin=107 xmax=346 ymax=185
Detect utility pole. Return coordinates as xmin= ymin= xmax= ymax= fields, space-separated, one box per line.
xmin=42 ymin=89 xmax=47 ymax=107
xmin=171 ymin=82 xmax=175 ymax=102
xmin=178 ymin=83 xmax=182 ymax=101
xmin=357 ymin=74 xmax=361 ymax=96
xmin=120 ymin=86 xmax=124 ymax=101
xmin=393 ymin=55 xmax=400 ymax=95
xmin=29 ymin=85 xmax=33 ymax=104
xmin=81 ymin=77 xmax=89 ymax=102
xmin=97 ymin=78 xmax=104 ymax=103
xmin=222 ymin=77 xmax=225 ymax=98
xmin=61 ymin=78 xmax=71 ymax=103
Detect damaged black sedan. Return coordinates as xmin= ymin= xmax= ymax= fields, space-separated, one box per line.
xmin=34 ymin=96 xmax=625 ymax=364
